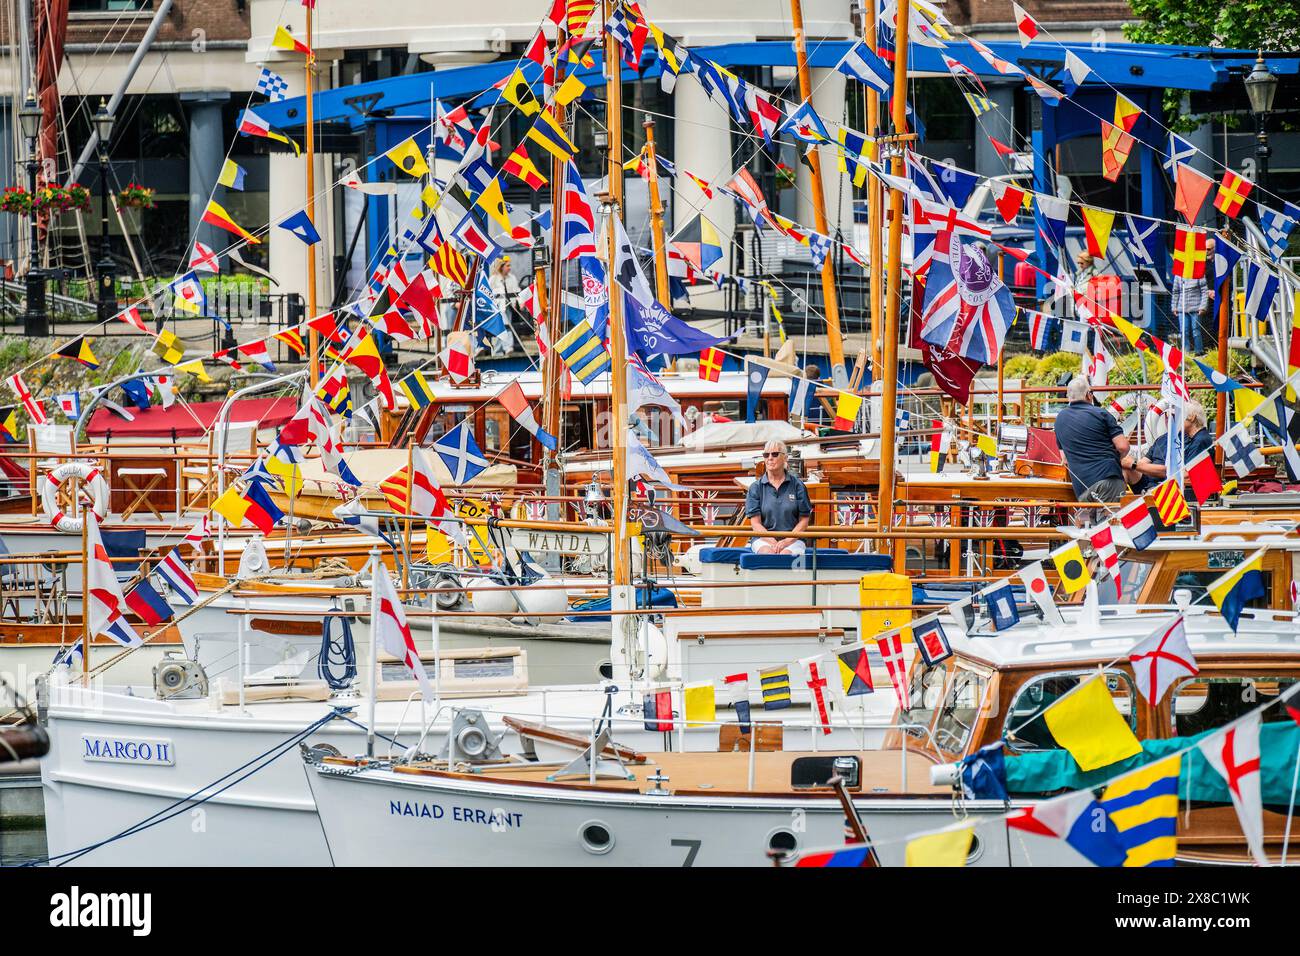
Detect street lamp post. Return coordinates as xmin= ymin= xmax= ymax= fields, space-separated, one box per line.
xmin=1244 ymin=52 xmax=1278 ymax=198
xmin=18 ymin=90 xmax=45 ymax=337
xmin=92 ymin=99 xmax=117 ymax=323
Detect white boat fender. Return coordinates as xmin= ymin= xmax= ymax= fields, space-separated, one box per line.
xmin=469 ymin=569 xmax=568 ymax=622
xmin=237 ymin=535 xmax=270 ymax=577
xmin=41 ymin=461 xmax=109 ymax=533
xmin=930 ymin=763 xmax=961 ymax=787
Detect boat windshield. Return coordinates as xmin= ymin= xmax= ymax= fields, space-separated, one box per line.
xmin=1097 ymin=557 xmax=1154 ymax=605
xmin=913 ymin=664 xmax=988 ymax=758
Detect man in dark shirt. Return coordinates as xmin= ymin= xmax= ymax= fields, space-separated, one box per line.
xmin=1125 ymin=400 xmax=1214 ymax=492
xmin=745 ymin=439 xmax=813 ymax=555
xmin=1054 ymin=375 xmax=1131 ymax=504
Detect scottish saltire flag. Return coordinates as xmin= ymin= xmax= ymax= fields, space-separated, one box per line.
xmin=1244 ymin=261 xmax=1280 ymax=323
xmin=434 ymin=423 xmax=488 ymax=484
xmin=155 ymin=549 xmax=199 ymax=605
xmin=1260 ymin=202 xmax=1299 ymax=261
xmin=560 ymin=161 xmax=597 ymax=260
xmin=1123 ymin=213 xmax=1161 ymax=267
xmin=919 ymin=231 xmax=1016 ymax=364
xmin=256 ymin=67 xmax=289 ymax=101
xmin=835 ymin=39 xmax=891 ymax=93
xmin=1163 ymin=132 xmax=1195 ymax=175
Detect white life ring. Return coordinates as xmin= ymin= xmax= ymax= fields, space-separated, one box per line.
xmin=41 ymin=462 xmax=110 ymax=533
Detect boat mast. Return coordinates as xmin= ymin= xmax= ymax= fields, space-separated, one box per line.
xmin=865 ymin=0 xmax=883 ymax=374
xmin=642 ymin=118 xmax=671 ymax=306
xmin=304 ymin=4 xmax=320 ymax=388
xmin=790 ymin=0 xmax=848 ymax=389
xmin=876 ymin=0 xmax=910 ymax=539
xmin=541 ymin=24 xmax=570 ymax=522
xmin=603 ymin=0 xmax=630 ymax=595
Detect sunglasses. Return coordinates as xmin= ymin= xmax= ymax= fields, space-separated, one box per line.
xmin=763 ymin=451 xmax=784 ymax=458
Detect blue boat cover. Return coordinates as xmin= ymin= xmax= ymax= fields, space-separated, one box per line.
xmin=737 ymin=551 xmax=888 ymax=572
xmin=566 ymin=586 xmax=678 ymax=622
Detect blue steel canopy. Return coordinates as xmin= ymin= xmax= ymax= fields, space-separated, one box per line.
xmin=256 ymin=40 xmax=1298 ymax=130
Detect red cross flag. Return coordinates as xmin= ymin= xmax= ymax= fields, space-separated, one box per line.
xmin=1197 ymin=713 xmax=1265 ymax=865
xmin=371 ymin=563 xmax=433 ymax=702
xmin=1128 ymin=615 xmax=1197 ymax=706
xmin=7 ymin=371 xmax=46 ymax=424
xmin=804 ymin=659 xmax=831 ymax=736
xmin=1012 ymin=2 xmax=1040 ymax=46
xmin=876 ymin=633 xmax=909 ymax=714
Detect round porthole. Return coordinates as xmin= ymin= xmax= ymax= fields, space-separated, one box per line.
xmin=768 ymin=830 xmax=798 ymax=853
xmin=580 ymin=821 xmax=614 ymax=855
xmin=597 ymin=660 xmax=613 ymax=680
xmin=966 ymin=833 xmax=984 ymax=865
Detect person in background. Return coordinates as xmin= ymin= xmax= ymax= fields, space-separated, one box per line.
xmin=486 ymin=256 xmax=521 ymax=357
xmin=1123 ymin=400 xmax=1213 ymax=492
xmin=1074 ymin=250 xmax=1103 ymax=294
xmin=745 ymin=439 xmax=812 ymax=555
xmin=1171 ymin=238 xmax=1215 ymax=354
xmin=1053 ymin=375 xmax=1131 ymax=514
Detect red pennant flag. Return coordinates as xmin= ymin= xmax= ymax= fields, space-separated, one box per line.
xmin=1174 ymin=163 xmax=1214 ymax=224
xmin=1187 ymin=454 xmax=1223 ymax=505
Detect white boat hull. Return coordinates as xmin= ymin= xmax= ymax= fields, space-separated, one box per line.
xmin=304 ymin=762 xmax=1022 ymax=867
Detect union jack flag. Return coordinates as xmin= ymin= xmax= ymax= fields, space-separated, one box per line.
xmin=919 ymin=230 xmax=1016 ymax=365
xmin=835 ymin=495 xmax=868 ymax=527
xmin=523 ymin=496 xmax=547 ymax=521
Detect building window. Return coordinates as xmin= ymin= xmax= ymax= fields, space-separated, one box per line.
xmin=70 ymin=0 xmax=148 ymax=11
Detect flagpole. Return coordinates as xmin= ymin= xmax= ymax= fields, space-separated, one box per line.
xmin=541 ymin=24 xmax=569 ymax=526
xmin=604 ymin=0 xmax=630 ymax=600
xmin=81 ymin=497 xmax=90 ymax=687
xmin=366 ymin=546 xmax=380 ymax=758
xmin=304 ymin=4 xmax=320 ymax=389
xmin=642 ymin=118 xmax=671 ymax=307
xmin=876 ymin=0 xmax=911 ymax=542
xmin=402 ymin=439 xmax=415 ymax=592
xmin=866 ymin=0 xmax=883 ymax=376
xmin=790 ymin=0 xmax=848 ymax=389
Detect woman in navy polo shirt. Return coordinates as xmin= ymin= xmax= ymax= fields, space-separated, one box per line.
xmin=745 ymin=440 xmax=813 ymax=555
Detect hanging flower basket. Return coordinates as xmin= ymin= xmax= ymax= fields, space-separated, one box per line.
xmin=117 ymin=183 xmax=155 ymax=209
xmin=35 ymin=184 xmax=92 ymax=215
xmin=0 ymin=187 xmax=34 ymax=215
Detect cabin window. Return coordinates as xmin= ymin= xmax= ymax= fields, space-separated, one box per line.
xmin=929 ymin=666 xmax=989 ymax=758
xmin=1170 ymin=676 xmax=1300 ymax=738
xmin=1171 ymin=570 xmax=1272 ymax=611
xmin=906 ymin=663 xmax=949 ymax=730
xmin=1003 ymin=670 xmax=1136 ymax=754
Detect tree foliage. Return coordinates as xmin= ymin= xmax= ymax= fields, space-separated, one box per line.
xmin=1123 ymin=0 xmax=1300 ymax=52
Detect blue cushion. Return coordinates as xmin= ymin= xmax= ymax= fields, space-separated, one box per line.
xmin=698 ymin=547 xmax=751 ymax=566
xmin=810 ymin=554 xmax=895 ymax=572
xmin=737 ymin=548 xmax=848 ymax=571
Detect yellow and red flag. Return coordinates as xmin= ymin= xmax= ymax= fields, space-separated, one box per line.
xmin=1213 ymin=170 xmax=1253 ymax=219
xmin=202 ymin=200 xmax=260 ymax=244
xmin=1171 ymin=228 xmax=1207 ymax=280
xmin=271 ymin=25 xmax=312 ymax=56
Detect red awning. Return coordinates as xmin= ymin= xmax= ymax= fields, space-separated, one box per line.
xmin=86 ymin=397 xmax=299 ymax=438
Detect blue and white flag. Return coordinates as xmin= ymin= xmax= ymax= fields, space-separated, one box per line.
xmin=278 ymin=210 xmax=321 ymax=246
xmin=1163 ymin=388 xmax=1185 ymax=482
xmin=1245 ymin=260 xmax=1280 ymax=323
xmin=789 ymin=376 xmax=813 ymax=418
xmin=434 ymin=423 xmax=488 ymax=484
xmin=626 ymin=431 xmax=687 ymax=490
xmin=628 ymin=354 xmax=685 ymax=425
xmin=1123 ymin=213 xmax=1161 ymax=268
xmin=778 ymin=99 xmax=831 ymax=144
xmin=984 ymin=581 xmax=1020 ymax=631
xmin=744 ymin=359 xmax=770 ymax=423
xmin=959 ymin=742 xmax=1008 ymax=800
xmin=53 ymin=639 xmax=84 ymax=671
xmin=333 ymin=497 xmax=390 ymax=543
xmin=473 ymin=269 xmax=509 ymax=339
xmin=1213 ymin=236 xmax=1242 ymax=295
xmin=611 ymin=216 xmax=728 ymax=356
xmin=1260 ymin=202 xmax=1299 ymax=262
xmin=256 ymin=67 xmax=289 ymax=102
xmin=1163 ymin=131 xmax=1196 ymax=174
xmin=835 ymin=40 xmax=891 ymax=94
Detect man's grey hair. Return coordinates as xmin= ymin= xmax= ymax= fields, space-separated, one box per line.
xmin=1066 ymin=375 xmax=1092 ymax=402
xmin=763 ymin=439 xmax=788 ymax=455
xmin=1185 ymin=400 xmax=1208 ymax=430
